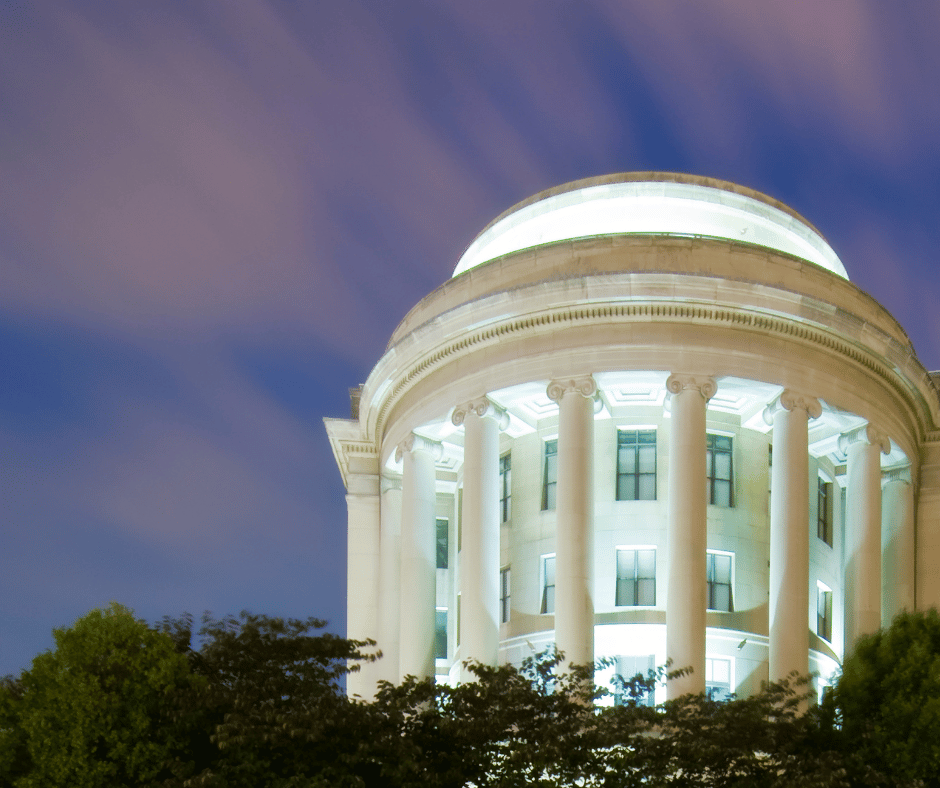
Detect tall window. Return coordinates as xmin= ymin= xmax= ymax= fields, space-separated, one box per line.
xmin=707 ymin=551 xmax=734 ymax=612
xmin=705 ymin=657 xmax=733 ymax=701
xmin=540 ymin=554 xmax=556 ymax=614
xmin=616 ymin=429 xmax=657 ymax=501
xmin=818 ymin=477 xmax=833 ymax=546
xmin=817 ymin=584 xmax=833 ymax=642
xmin=707 ymin=434 xmax=734 ymax=507
xmin=615 ymin=548 xmax=656 ymax=606
xmin=436 ymin=518 xmax=449 ymax=569
xmin=614 ymin=654 xmax=656 ymax=707
xmin=435 ymin=608 xmax=447 ymax=660
xmin=499 ymin=454 xmax=512 ymax=523
xmin=500 ymin=567 xmax=511 ymax=623
xmin=542 ymin=439 xmax=557 ymax=510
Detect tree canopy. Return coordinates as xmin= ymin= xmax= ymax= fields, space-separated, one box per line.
xmin=4 ymin=604 xmax=933 ymax=787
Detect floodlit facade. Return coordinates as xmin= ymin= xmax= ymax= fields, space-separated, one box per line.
xmin=325 ymin=173 xmax=940 ymax=702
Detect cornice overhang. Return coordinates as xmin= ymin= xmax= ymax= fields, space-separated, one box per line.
xmin=359 ymin=271 xmax=938 ymax=467
xmin=323 ymin=417 xmax=377 ymax=491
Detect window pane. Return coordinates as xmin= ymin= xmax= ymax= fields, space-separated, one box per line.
xmin=544 ymin=586 xmax=555 ymax=614
xmin=544 ymin=483 xmax=556 ymax=510
xmin=436 ymin=519 xmax=449 ymax=569
xmin=714 ymin=452 xmax=732 ymax=480
xmin=714 ymin=553 xmax=732 ymax=582
xmin=617 ymin=549 xmax=635 ymax=578
xmin=636 ymin=549 xmax=655 ymax=578
xmin=544 ymin=556 xmax=555 ymax=585
xmin=714 ymin=479 xmax=732 ymax=507
xmin=616 ymin=578 xmax=632 ymax=607
xmin=637 ymin=578 xmax=656 ymax=606
xmin=638 ymin=444 xmax=655 ymax=473
xmin=638 ymin=474 xmax=656 ymax=501
xmin=619 ymin=445 xmax=636 ymax=473
xmin=712 ymin=584 xmax=731 ymax=611
xmin=617 ymin=476 xmax=635 ymax=501
xmin=638 ymin=430 xmax=656 ymax=444
xmin=435 ymin=610 xmax=447 ymax=660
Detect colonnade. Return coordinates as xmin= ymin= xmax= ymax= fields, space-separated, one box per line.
xmin=351 ymin=372 xmax=915 ymax=700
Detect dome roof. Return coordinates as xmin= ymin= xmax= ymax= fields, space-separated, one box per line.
xmin=453 ymin=173 xmax=849 ymax=280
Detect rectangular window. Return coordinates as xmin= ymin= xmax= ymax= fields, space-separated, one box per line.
xmin=707 ymin=434 xmax=734 ymax=507
xmin=542 ymin=440 xmax=557 ymax=511
xmin=817 ymin=584 xmax=833 ymax=642
xmin=705 ymin=657 xmax=733 ymax=701
xmin=499 ymin=453 xmax=512 ymax=523
xmin=615 ymin=548 xmax=656 ymax=606
xmin=616 ymin=429 xmax=657 ymax=501
xmin=435 ymin=608 xmax=447 ymax=660
xmin=614 ymin=654 xmax=656 ymax=707
xmin=540 ymin=554 xmax=556 ymax=614
xmin=818 ymin=478 xmax=833 ymax=547
xmin=436 ymin=518 xmax=449 ymax=569
xmin=707 ymin=551 xmax=734 ymax=612
xmin=500 ymin=567 xmax=511 ymax=624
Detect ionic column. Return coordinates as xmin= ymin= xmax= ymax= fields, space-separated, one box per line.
xmin=345 ymin=474 xmax=381 ymax=699
xmin=665 ymin=373 xmax=716 ymax=699
xmin=840 ymin=424 xmax=890 ymax=650
xmin=547 ymin=375 xmax=597 ymax=671
xmin=377 ymin=476 xmax=402 ymax=685
xmin=453 ymin=397 xmax=508 ymax=680
xmin=882 ymin=465 xmax=914 ymax=626
xmin=764 ymin=391 xmax=821 ymax=683
xmin=397 ymin=434 xmax=443 ymax=682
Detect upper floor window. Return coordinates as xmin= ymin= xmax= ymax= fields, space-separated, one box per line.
xmin=617 ymin=429 xmax=657 ymax=501
xmin=436 ymin=518 xmax=449 ymax=569
xmin=615 ymin=548 xmax=656 ymax=606
xmin=542 ymin=439 xmax=557 ymax=511
xmin=500 ymin=567 xmax=511 ymax=623
xmin=818 ymin=477 xmax=833 ymax=547
xmin=707 ymin=550 xmax=734 ymax=612
xmin=499 ymin=453 xmax=512 ymax=523
xmin=817 ymin=583 xmax=833 ymax=642
xmin=707 ymin=434 xmax=733 ymax=507
xmin=540 ymin=554 xmax=556 ymax=614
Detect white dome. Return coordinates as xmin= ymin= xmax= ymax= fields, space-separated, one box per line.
xmin=453 ymin=174 xmax=849 ymax=280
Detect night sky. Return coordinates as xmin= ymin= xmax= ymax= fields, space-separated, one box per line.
xmin=2 ymin=2 xmax=939 ymax=677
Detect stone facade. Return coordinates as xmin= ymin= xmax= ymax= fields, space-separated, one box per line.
xmin=325 ymin=173 xmax=940 ymax=702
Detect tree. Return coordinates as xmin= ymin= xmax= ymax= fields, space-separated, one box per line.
xmin=0 ymin=603 xmax=196 ymax=788
xmin=828 ymin=609 xmax=940 ymax=787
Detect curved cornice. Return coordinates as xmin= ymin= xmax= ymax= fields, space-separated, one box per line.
xmin=361 ymin=281 xmax=938 ymax=457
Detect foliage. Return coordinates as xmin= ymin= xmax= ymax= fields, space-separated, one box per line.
xmin=827 ymin=609 xmax=940 ymax=787
xmin=0 ymin=603 xmax=196 ymax=788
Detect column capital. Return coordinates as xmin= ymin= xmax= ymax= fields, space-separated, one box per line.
xmin=665 ymin=373 xmax=717 ymax=401
xmin=762 ymin=389 xmax=822 ymax=425
xmin=380 ymin=474 xmax=403 ymax=494
xmin=395 ymin=433 xmax=444 ymax=463
xmin=451 ymin=396 xmax=509 ymax=429
xmin=547 ymin=375 xmax=597 ymax=402
xmin=882 ymin=464 xmax=911 ymax=485
xmin=838 ymin=423 xmax=891 ymax=456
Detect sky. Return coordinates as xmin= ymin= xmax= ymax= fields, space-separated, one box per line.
xmin=2 ymin=1 xmax=940 ymax=677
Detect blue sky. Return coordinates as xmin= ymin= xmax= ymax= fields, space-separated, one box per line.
xmin=2 ymin=1 xmax=939 ymax=676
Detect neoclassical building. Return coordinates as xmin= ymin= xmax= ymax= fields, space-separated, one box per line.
xmin=325 ymin=173 xmax=940 ymax=702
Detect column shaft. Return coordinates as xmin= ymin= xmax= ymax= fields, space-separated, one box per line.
xmin=844 ymin=431 xmax=884 ymax=650
xmin=768 ymin=404 xmax=811 ymax=682
xmin=346 ymin=488 xmax=381 ymax=699
xmin=399 ymin=444 xmax=438 ymax=681
xmin=666 ymin=376 xmax=712 ymax=698
xmin=553 ymin=383 xmax=595 ymax=671
xmin=378 ymin=482 xmax=402 ymax=685
xmin=459 ymin=411 xmax=501 ymax=677
xmin=882 ymin=475 xmax=914 ymax=626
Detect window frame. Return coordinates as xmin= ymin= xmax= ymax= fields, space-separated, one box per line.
xmin=542 ymin=439 xmax=557 ymax=511
xmin=540 ymin=554 xmax=556 ymax=614
xmin=616 ymin=428 xmax=657 ymax=501
xmin=500 ymin=566 xmax=511 ymax=624
xmin=499 ymin=453 xmax=512 ymax=523
xmin=817 ymin=476 xmax=833 ymax=547
xmin=817 ymin=582 xmax=833 ymax=642
xmin=706 ymin=550 xmax=734 ymax=612
xmin=706 ymin=433 xmax=734 ymax=507
xmin=615 ymin=546 xmax=657 ymax=607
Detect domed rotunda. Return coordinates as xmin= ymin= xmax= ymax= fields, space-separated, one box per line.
xmin=325 ymin=173 xmax=940 ymax=702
